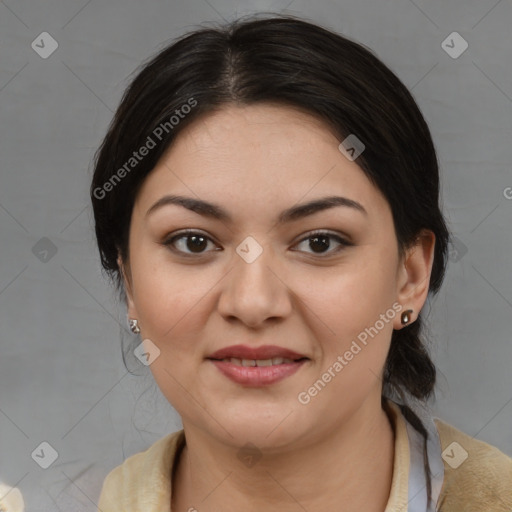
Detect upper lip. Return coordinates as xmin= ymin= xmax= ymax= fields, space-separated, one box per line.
xmin=207 ymin=344 xmax=308 ymax=361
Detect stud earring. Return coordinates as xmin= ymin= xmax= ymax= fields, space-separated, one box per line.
xmin=401 ymin=309 xmax=414 ymax=325
xmin=128 ymin=318 xmax=140 ymax=334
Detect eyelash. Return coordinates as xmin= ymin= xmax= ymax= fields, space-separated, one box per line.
xmin=162 ymin=229 xmax=352 ymax=258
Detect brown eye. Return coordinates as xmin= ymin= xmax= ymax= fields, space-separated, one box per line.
xmin=163 ymin=230 xmax=219 ymax=256
xmin=309 ymin=234 xmax=331 ymax=253
xmin=184 ymin=234 xmax=208 ymax=253
xmin=294 ymin=231 xmax=351 ymax=256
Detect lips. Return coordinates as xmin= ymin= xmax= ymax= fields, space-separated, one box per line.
xmin=206 ymin=345 xmax=309 ymax=387
xmin=207 ymin=344 xmax=308 ymax=361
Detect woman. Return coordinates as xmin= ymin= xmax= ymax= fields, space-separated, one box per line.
xmin=90 ymin=14 xmax=512 ymax=512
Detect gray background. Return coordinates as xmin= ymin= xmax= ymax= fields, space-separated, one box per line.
xmin=1 ymin=0 xmax=511 ymax=510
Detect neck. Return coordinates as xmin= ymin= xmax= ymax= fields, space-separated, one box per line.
xmin=172 ymin=396 xmax=395 ymax=512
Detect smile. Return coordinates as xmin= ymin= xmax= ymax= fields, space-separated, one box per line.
xmin=208 ymin=358 xmax=308 ymax=386
xmin=217 ymin=357 xmax=298 ymax=366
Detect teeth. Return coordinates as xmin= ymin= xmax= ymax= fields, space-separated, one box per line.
xmin=256 ymin=359 xmax=273 ymax=367
xmin=220 ymin=357 xmax=297 ymax=366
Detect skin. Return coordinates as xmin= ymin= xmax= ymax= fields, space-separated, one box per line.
xmin=118 ymin=103 xmax=435 ymax=512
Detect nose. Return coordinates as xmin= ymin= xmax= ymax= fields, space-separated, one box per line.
xmin=217 ymin=243 xmax=293 ymax=328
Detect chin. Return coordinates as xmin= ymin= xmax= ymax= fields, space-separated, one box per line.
xmin=209 ymin=404 xmax=309 ymax=448
xmin=227 ymin=423 xmax=301 ymax=451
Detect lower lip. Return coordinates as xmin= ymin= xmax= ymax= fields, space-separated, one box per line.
xmin=208 ymin=359 xmax=307 ymax=387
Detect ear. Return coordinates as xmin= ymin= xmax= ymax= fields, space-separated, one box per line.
xmin=394 ymin=229 xmax=436 ymax=330
xmin=117 ymin=255 xmax=138 ymax=320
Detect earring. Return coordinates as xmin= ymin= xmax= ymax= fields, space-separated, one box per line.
xmin=129 ymin=318 xmax=140 ymax=334
xmin=401 ymin=309 xmax=414 ymax=325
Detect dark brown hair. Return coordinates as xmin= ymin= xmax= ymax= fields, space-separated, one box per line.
xmin=90 ymin=13 xmax=451 ymax=502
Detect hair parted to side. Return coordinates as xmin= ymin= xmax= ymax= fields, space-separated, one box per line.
xmin=90 ymin=13 xmax=450 ymax=404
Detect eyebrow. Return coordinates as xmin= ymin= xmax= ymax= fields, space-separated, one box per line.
xmin=145 ymin=194 xmax=367 ymax=224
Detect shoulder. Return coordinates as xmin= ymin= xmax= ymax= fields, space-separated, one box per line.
xmin=97 ymin=430 xmax=184 ymax=512
xmin=435 ymin=418 xmax=512 ymax=511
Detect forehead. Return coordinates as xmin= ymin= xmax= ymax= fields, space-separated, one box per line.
xmin=133 ymin=103 xmax=390 ymax=222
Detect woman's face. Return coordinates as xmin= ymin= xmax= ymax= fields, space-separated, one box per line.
xmin=120 ymin=103 xmax=434 ymax=450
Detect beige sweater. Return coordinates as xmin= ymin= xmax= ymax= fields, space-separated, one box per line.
xmin=97 ymin=404 xmax=512 ymax=511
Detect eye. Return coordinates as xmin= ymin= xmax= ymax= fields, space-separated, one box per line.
xmin=162 ymin=229 xmax=352 ymax=258
xmin=293 ymin=230 xmax=352 ymax=256
xmin=162 ymin=230 xmax=220 ymax=256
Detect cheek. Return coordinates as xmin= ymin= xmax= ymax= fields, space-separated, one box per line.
xmin=301 ymin=254 xmax=396 ymax=331
xmin=295 ymin=252 xmax=397 ymax=374
xmin=129 ymin=257 xmax=216 ymax=414
xmin=129 ymin=247 xmax=213 ymax=349
xmin=297 ymin=271 xmax=397 ymax=412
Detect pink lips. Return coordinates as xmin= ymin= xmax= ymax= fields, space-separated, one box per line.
xmin=207 ymin=344 xmax=309 ymax=387
xmin=208 ymin=344 xmax=307 ymax=361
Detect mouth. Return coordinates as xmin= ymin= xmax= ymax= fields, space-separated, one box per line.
xmin=207 ymin=344 xmax=309 ymax=362
xmin=210 ymin=356 xmax=308 ymax=367
xmin=206 ymin=345 xmax=310 ymax=386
